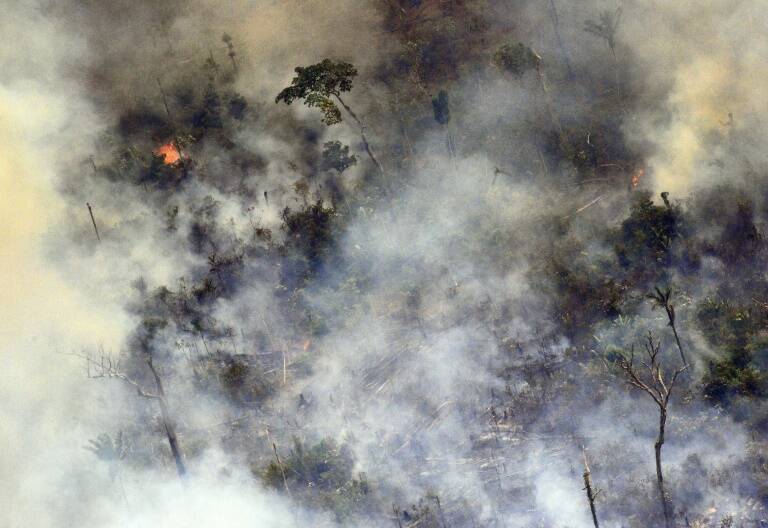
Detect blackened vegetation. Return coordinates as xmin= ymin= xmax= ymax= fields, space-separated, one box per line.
xmin=280 ymin=201 xmax=338 ymax=293
xmin=70 ymin=2 xmax=768 ymax=527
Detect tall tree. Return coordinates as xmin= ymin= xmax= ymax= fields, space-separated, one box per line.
xmin=81 ymin=350 xmax=187 ymax=480
xmin=618 ymin=333 xmax=688 ymax=528
xmin=276 ymin=60 xmax=388 ymax=191
xmin=584 ymin=8 xmax=623 ymax=98
xmin=493 ymin=43 xmax=564 ymax=141
xmin=432 ymin=89 xmax=456 ymax=161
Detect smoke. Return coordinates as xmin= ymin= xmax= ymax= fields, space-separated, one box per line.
xmin=0 ymin=3 xmax=131 ymax=525
xmin=622 ymin=0 xmax=768 ymax=193
xmin=4 ymin=0 xmax=768 ymax=527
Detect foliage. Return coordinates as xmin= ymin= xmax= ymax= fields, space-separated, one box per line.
xmin=261 ymin=438 xmax=371 ymax=520
xmin=492 ymin=42 xmax=541 ymax=77
xmin=612 ymin=191 xmax=690 ymax=286
xmin=697 ymin=298 xmax=766 ymax=402
xmin=275 ymin=59 xmax=358 ymax=125
xmin=431 ymin=89 xmax=450 ymax=125
xmin=584 ymin=8 xmax=623 ymax=53
xmin=280 ymin=200 xmax=338 ymax=291
xmin=193 ymin=354 xmax=272 ymax=405
xmin=85 ymin=432 xmax=127 ymax=462
xmin=321 ymin=141 xmax=357 ymax=174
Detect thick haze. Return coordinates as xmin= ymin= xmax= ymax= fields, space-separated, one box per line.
xmin=2 ymin=1 xmax=767 ymax=526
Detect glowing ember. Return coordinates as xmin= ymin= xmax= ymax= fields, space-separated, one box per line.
xmin=631 ymin=167 xmax=644 ymax=189
xmin=156 ymin=142 xmax=181 ymax=165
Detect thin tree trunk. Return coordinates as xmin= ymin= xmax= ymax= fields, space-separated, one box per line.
xmin=86 ymin=202 xmax=101 ymax=243
xmin=392 ymin=504 xmax=403 ymax=528
xmin=333 ymin=94 xmax=390 ymax=194
xmin=670 ymin=320 xmax=688 ymax=367
xmin=611 ymin=46 xmax=621 ymax=102
xmin=433 ymin=495 xmax=448 ymax=528
xmin=272 ymin=442 xmax=293 ymax=499
xmin=534 ymin=63 xmax=565 ymax=149
xmin=156 ymin=77 xmax=188 ymax=175
xmin=548 ymin=0 xmax=574 ymax=79
xmin=147 ymin=359 xmax=187 ymax=479
xmin=655 ymin=408 xmax=672 ymax=528
xmin=582 ymin=451 xmax=600 ymax=528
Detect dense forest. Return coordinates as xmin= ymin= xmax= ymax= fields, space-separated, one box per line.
xmin=4 ymin=1 xmax=768 ymax=527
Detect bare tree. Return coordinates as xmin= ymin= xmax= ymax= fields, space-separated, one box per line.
xmin=618 ymin=333 xmax=688 ymax=528
xmin=80 ymin=350 xmax=187 ymax=480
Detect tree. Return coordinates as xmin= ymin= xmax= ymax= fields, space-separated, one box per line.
xmin=275 ymin=60 xmax=387 ymax=189
xmin=547 ymin=0 xmax=574 ymax=79
xmin=618 ymin=333 xmax=688 ymax=528
xmin=584 ymin=8 xmax=623 ymax=98
xmin=493 ymin=43 xmax=563 ymax=139
xmin=80 ymin=350 xmax=187 ymax=480
xmin=431 ymin=90 xmax=450 ymax=125
xmin=492 ymin=42 xmax=541 ymax=78
xmin=321 ymin=141 xmax=357 ymax=174
xmin=582 ymin=449 xmax=601 ymax=528
xmin=222 ymin=33 xmax=237 ymax=73
xmin=584 ymin=8 xmax=622 ymax=58
xmin=648 ymin=286 xmax=689 ymax=366
xmin=431 ymin=89 xmax=456 ymax=160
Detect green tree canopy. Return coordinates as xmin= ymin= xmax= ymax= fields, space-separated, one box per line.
xmin=275 ymin=59 xmax=358 ymax=125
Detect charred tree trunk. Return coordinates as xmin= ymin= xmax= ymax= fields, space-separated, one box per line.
xmin=655 ymin=407 xmax=672 ymax=528
xmin=147 ymin=358 xmax=187 ymax=479
xmin=548 ymin=0 xmax=574 ymax=79
xmin=333 ymin=94 xmax=390 ymax=194
xmin=670 ymin=322 xmax=687 ymax=367
xmin=619 ymin=333 xmax=687 ymax=528
xmin=156 ymin=77 xmax=188 ymax=175
xmin=86 ymin=202 xmax=101 ymax=243
xmin=272 ymin=442 xmax=293 ymax=499
xmin=532 ymin=59 xmax=565 ymax=150
xmin=433 ymin=495 xmax=449 ymax=528
xmin=582 ymin=451 xmax=600 ymax=528
xmin=392 ymin=504 xmax=403 ymax=528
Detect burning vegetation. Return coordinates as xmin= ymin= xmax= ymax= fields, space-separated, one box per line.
xmin=18 ymin=0 xmax=768 ymax=527
xmin=155 ymin=142 xmax=181 ymax=165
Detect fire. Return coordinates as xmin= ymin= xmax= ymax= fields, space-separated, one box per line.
xmin=631 ymin=167 xmax=644 ymax=189
xmin=155 ymin=142 xmax=181 ymax=165
xmin=302 ymin=339 xmax=311 ymax=351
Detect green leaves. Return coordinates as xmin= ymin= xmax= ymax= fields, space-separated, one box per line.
xmin=275 ymin=59 xmax=358 ymax=125
xmin=321 ymin=141 xmax=357 ymax=173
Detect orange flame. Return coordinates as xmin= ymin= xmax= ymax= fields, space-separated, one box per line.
xmin=631 ymin=167 xmax=644 ymax=189
xmin=155 ymin=142 xmax=181 ymax=165
xmin=302 ymin=339 xmax=311 ymax=351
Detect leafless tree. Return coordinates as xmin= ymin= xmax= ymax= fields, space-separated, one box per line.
xmin=618 ymin=333 xmax=688 ymax=528
xmin=79 ymin=350 xmax=187 ymax=480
